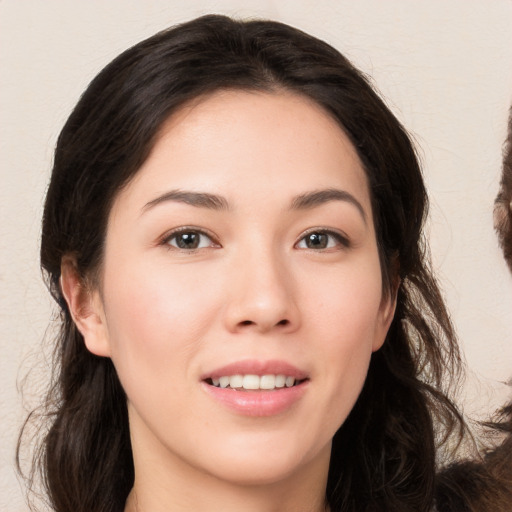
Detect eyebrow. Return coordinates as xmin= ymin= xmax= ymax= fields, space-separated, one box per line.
xmin=142 ymin=187 xmax=367 ymax=222
xmin=290 ymin=188 xmax=367 ymax=223
xmin=142 ymin=190 xmax=229 ymax=212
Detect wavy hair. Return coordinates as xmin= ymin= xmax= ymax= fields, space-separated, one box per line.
xmin=19 ymin=15 xmax=472 ymax=512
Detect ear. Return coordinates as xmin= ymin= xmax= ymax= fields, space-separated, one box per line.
xmin=372 ymin=278 xmax=399 ymax=352
xmin=60 ymin=256 xmax=111 ymax=357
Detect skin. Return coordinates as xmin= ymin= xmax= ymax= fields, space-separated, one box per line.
xmin=62 ymin=90 xmax=396 ymax=512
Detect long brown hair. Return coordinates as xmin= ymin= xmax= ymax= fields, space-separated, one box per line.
xmin=20 ymin=15 xmax=471 ymax=512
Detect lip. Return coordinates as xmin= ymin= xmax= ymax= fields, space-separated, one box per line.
xmin=200 ymin=359 xmax=309 ymax=417
xmin=201 ymin=359 xmax=309 ymax=381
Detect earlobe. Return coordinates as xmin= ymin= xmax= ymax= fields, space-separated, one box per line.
xmin=60 ymin=256 xmax=111 ymax=357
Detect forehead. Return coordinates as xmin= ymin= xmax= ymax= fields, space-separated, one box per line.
xmin=111 ymin=90 xmax=371 ymax=217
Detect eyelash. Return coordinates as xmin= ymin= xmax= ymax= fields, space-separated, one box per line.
xmin=160 ymin=227 xmax=350 ymax=252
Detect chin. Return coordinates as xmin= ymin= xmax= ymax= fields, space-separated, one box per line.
xmin=195 ymin=433 xmax=331 ymax=487
xmin=203 ymin=456 xmax=306 ymax=487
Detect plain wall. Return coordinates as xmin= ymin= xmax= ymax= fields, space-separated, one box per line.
xmin=1 ymin=1 xmax=511 ymax=509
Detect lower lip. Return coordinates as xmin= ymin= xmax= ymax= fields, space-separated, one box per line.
xmin=201 ymin=381 xmax=308 ymax=417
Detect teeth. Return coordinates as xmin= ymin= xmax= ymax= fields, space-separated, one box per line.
xmin=243 ymin=374 xmax=260 ymax=390
xmin=209 ymin=374 xmax=298 ymax=390
xmin=260 ymin=375 xmax=275 ymax=390
xmin=275 ymin=375 xmax=286 ymax=388
xmin=229 ymin=375 xmax=243 ymax=388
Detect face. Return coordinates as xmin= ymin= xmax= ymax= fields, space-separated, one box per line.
xmin=76 ymin=91 xmax=395 ymax=489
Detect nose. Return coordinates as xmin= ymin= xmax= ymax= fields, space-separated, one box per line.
xmin=223 ymin=247 xmax=301 ymax=335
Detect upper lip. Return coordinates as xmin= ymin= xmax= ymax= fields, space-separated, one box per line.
xmin=201 ymin=359 xmax=309 ymax=381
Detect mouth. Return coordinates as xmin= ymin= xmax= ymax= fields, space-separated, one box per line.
xmin=205 ymin=374 xmax=307 ymax=391
xmin=200 ymin=360 xmax=309 ymax=416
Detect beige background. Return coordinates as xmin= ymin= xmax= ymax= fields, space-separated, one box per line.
xmin=1 ymin=1 xmax=511 ymax=509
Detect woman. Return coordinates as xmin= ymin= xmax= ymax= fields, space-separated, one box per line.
xmin=19 ymin=14 xmax=485 ymax=512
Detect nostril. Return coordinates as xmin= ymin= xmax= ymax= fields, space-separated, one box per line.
xmin=237 ymin=319 xmax=289 ymax=328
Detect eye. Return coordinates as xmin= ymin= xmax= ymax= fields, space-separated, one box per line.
xmin=296 ymin=230 xmax=349 ymax=250
xmin=163 ymin=228 xmax=217 ymax=250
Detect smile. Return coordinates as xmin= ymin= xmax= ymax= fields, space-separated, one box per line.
xmin=201 ymin=360 xmax=309 ymax=416
xmin=207 ymin=374 xmax=303 ymax=390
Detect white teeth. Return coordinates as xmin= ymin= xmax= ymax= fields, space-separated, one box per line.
xmin=209 ymin=373 xmax=300 ymax=390
xmin=260 ymin=374 xmax=275 ymax=390
xmin=242 ymin=375 xmax=260 ymax=390
xmin=275 ymin=375 xmax=286 ymax=388
xmin=229 ymin=375 xmax=243 ymax=388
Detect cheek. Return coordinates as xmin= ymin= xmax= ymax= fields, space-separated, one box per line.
xmin=303 ymin=257 xmax=384 ymax=345
xmin=100 ymin=256 xmax=222 ymax=386
xmin=302 ymin=262 xmax=383 ymax=423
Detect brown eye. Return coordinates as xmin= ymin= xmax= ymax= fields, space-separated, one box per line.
xmin=304 ymin=232 xmax=329 ymax=249
xmin=166 ymin=230 xmax=213 ymax=250
xmin=296 ymin=230 xmax=349 ymax=250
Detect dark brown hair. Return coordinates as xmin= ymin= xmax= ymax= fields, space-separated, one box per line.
xmin=495 ymin=107 xmax=512 ymax=272
xmin=20 ymin=15 xmax=472 ymax=512
xmin=436 ymin=404 xmax=512 ymax=512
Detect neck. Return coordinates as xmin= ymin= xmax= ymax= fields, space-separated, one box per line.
xmin=125 ymin=476 xmax=329 ymax=512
